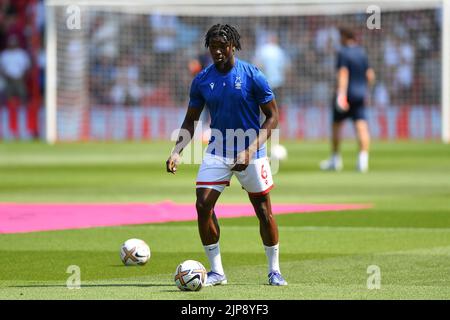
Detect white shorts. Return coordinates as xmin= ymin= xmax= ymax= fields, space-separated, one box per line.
xmin=196 ymin=153 xmax=274 ymax=196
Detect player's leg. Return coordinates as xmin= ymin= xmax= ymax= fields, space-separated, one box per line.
xmin=196 ymin=187 xmax=221 ymax=245
xmin=236 ymin=157 xmax=287 ymax=285
xmin=6 ymin=88 xmax=20 ymax=139
xmin=332 ymin=121 xmax=344 ymax=155
xmin=320 ymin=98 xmax=346 ymax=171
xmin=248 ymin=193 xmax=278 ymax=246
xmin=352 ymin=102 xmax=370 ymax=172
xmin=354 ymin=119 xmax=370 ymax=172
xmin=248 ymin=193 xmax=286 ymax=286
xmin=196 ymin=153 xmax=231 ymax=285
xmin=235 ymin=157 xmax=276 ymax=245
xmin=320 ymin=120 xmax=344 ymax=171
xmin=196 ymin=187 xmax=227 ymax=285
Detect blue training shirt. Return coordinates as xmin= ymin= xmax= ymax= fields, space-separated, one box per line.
xmin=189 ymin=58 xmax=274 ymax=159
xmin=336 ymin=45 xmax=369 ymax=102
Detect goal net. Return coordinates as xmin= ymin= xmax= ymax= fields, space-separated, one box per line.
xmin=45 ymin=0 xmax=449 ymax=143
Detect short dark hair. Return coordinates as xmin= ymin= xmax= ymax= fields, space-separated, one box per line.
xmin=339 ymin=27 xmax=356 ymax=41
xmin=205 ymin=24 xmax=242 ymax=50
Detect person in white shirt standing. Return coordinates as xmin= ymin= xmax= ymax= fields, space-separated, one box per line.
xmin=253 ymin=32 xmax=290 ymax=161
xmin=253 ymin=32 xmax=290 ymax=108
xmin=0 ymin=35 xmax=30 ymax=138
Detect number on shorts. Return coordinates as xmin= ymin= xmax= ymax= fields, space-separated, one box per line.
xmin=261 ymin=164 xmax=268 ymax=180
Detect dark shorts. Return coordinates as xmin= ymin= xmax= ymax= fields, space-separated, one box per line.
xmin=4 ymin=78 xmax=27 ymax=100
xmin=332 ymin=97 xmax=366 ymax=123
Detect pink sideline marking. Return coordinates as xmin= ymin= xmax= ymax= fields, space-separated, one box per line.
xmin=0 ymin=201 xmax=372 ymax=234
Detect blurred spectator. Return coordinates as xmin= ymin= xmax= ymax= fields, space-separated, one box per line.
xmin=420 ymin=50 xmax=440 ymax=102
xmin=3 ymin=13 xmax=26 ymax=49
xmin=141 ymin=75 xmax=176 ymax=107
xmin=253 ymin=32 xmax=290 ymax=107
xmin=150 ymin=13 xmax=178 ymax=53
xmin=110 ymin=55 xmax=142 ymax=106
xmin=373 ymin=81 xmax=390 ymax=108
xmin=384 ymin=35 xmax=400 ymax=67
xmin=149 ymin=12 xmax=179 ymax=75
xmin=0 ymin=35 xmax=30 ymax=138
xmin=91 ymin=56 xmax=116 ymax=105
xmin=37 ymin=38 xmax=45 ymax=95
xmin=394 ymin=40 xmax=415 ymax=102
xmin=394 ymin=58 xmax=413 ymax=99
xmin=0 ymin=35 xmax=30 ymax=96
xmin=33 ymin=0 xmax=45 ymax=34
xmin=91 ymin=14 xmax=120 ymax=59
xmin=188 ymin=52 xmax=212 ymax=77
xmin=315 ymin=22 xmax=340 ymax=54
xmin=82 ymin=10 xmax=441 ymax=111
xmin=65 ymin=39 xmax=84 ymax=82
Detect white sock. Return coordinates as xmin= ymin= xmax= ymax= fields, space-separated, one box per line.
xmin=358 ymin=151 xmax=369 ymax=171
xmin=264 ymin=243 xmax=280 ymax=274
xmin=332 ymin=153 xmax=342 ymax=164
xmin=204 ymin=242 xmax=224 ymax=275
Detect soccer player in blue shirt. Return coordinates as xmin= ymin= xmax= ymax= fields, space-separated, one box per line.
xmin=166 ymin=24 xmax=287 ymax=286
xmin=320 ymin=27 xmax=376 ymax=173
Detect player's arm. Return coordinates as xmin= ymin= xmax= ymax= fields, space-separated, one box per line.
xmin=166 ymin=106 xmax=203 ymax=174
xmin=366 ymin=68 xmax=376 ymax=87
xmin=253 ymin=99 xmax=279 ymax=153
xmin=336 ymin=66 xmax=350 ymax=111
xmin=231 ymin=99 xmax=279 ymax=171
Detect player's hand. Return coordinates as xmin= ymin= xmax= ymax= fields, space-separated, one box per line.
xmin=336 ymin=93 xmax=349 ymax=112
xmin=231 ymin=150 xmax=252 ymax=172
xmin=166 ymin=153 xmax=181 ymax=174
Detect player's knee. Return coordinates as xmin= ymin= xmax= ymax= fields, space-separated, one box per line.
xmin=255 ymin=206 xmax=272 ymax=225
xmin=195 ymin=198 xmax=213 ymax=216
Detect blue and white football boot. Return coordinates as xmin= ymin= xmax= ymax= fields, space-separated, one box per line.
xmin=205 ymin=271 xmax=228 ymax=286
xmin=268 ymin=271 xmax=288 ymax=286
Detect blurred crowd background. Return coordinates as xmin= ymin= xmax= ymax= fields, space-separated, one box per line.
xmin=0 ymin=0 xmax=43 ymax=137
xmin=0 ymin=2 xmax=443 ymax=139
xmin=81 ymin=9 xmax=441 ymax=109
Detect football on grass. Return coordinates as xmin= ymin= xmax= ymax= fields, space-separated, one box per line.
xmin=174 ymin=260 xmax=207 ymax=291
xmin=120 ymin=238 xmax=151 ymax=266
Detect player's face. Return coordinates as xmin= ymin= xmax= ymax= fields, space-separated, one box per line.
xmin=208 ymin=36 xmax=234 ymax=66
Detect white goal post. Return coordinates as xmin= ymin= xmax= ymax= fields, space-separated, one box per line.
xmin=45 ymin=0 xmax=449 ymax=143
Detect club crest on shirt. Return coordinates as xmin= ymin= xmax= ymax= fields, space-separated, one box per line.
xmin=234 ymin=76 xmax=242 ymax=90
xmin=210 ymin=82 xmax=215 ymax=90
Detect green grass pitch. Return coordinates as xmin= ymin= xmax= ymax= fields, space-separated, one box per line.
xmin=0 ymin=141 xmax=449 ymax=299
